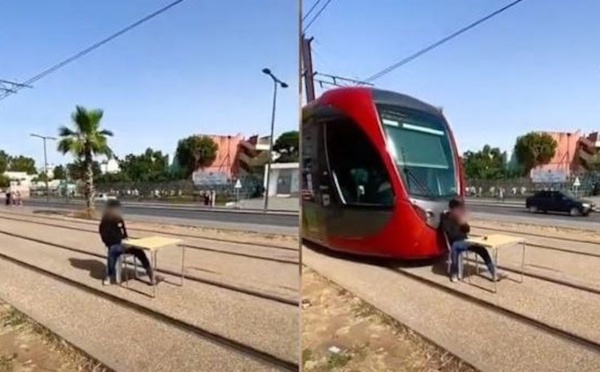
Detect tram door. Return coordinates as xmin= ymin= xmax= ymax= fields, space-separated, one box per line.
xmin=323 ymin=112 xmax=395 ymax=239
xmin=301 ymin=113 xmax=327 ymax=241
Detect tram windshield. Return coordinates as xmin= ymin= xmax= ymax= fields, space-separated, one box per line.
xmin=377 ymin=104 xmax=458 ymax=199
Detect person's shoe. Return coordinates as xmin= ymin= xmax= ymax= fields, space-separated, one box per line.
xmin=102 ymin=276 xmax=112 ymax=286
xmin=148 ymin=274 xmax=165 ymax=286
xmin=450 ymin=275 xmax=459 ymax=283
xmin=489 ymin=271 xmax=508 ymax=282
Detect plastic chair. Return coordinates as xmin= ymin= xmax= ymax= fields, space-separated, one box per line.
xmin=445 ymin=234 xmax=465 ymax=280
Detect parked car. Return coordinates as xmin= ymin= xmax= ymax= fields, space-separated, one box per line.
xmin=525 ymin=190 xmax=594 ymax=216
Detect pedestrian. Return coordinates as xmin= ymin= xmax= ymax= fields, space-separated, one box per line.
xmin=5 ymin=190 xmax=10 ymax=206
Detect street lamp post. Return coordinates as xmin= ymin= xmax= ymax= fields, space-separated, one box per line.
xmin=30 ymin=133 xmax=57 ymax=202
xmin=262 ymin=68 xmax=288 ymax=211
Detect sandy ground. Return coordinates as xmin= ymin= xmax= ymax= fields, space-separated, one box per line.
xmin=0 ymin=301 xmax=105 ymax=372
xmin=301 ymin=267 xmax=476 ymax=372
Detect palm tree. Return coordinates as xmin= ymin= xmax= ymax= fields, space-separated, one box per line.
xmin=57 ymin=106 xmax=113 ymax=217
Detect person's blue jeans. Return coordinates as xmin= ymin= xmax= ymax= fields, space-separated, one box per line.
xmin=106 ymin=244 xmax=124 ymax=279
xmin=450 ymin=240 xmax=496 ymax=277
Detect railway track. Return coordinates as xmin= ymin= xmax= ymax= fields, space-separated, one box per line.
xmin=387 ymin=265 xmax=600 ymax=355
xmin=0 ymin=213 xmax=299 ymax=265
xmin=303 ymin=241 xmax=600 ymax=368
xmin=0 ymin=216 xmax=297 ymax=306
xmin=10 ymin=208 xmax=299 ymax=251
xmin=0 ymin=235 xmax=298 ymax=371
xmin=471 ymin=222 xmax=600 ymax=247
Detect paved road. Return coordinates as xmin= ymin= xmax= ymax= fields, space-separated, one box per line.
xmin=469 ymin=203 xmax=600 ymax=224
xmin=24 ymin=197 xmax=600 ymax=230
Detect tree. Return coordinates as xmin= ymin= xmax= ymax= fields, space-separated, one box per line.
xmin=0 ymin=174 xmax=9 ymax=189
xmin=462 ymin=145 xmax=507 ymax=180
xmin=8 ymin=155 xmax=37 ymax=174
xmin=175 ymin=136 xmax=218 ymax=178
xmin=273 ymin=131 xmax=299 ymax=163
xmin=67 ymin=160 xmax=102 ymax=181
xmin=53 ymin=165 xmax=67 ymax=180
xmin=119 ymin=148 xmax=169 ymax=182
xmin=513 ymin=132 xmax=557 ymax=174
xmin=58 ymin=106 xmax=113 ymax=217
xmin=0 ymin=150 xmax=9 ymax=174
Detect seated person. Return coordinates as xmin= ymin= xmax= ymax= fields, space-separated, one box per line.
xmin=440 ymin=197 xmax=507 ymax=283
xmin=99 ymin=199 xmax=155 ymax=285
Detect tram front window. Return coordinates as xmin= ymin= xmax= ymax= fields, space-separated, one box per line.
xmin=377 ymin=105 xmax=458 ymax=199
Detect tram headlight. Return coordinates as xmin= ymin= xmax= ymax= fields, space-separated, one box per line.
xmin=412 ymin=204 xmax=433 ymax=223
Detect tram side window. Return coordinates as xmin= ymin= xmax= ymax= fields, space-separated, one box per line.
xmin=325 ymin=117 xmax=393 ymax=207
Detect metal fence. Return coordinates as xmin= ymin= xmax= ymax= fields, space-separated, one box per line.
xmin=467 ymin=172 xmax=600 ymax=199
xmin=89 ymin=175 xmax=265 ymax=203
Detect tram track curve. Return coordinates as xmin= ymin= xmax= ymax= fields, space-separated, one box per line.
xmin=0 ymin=237 xmax=298 ymax=371
xmin=0 ymin=223 xmax=297 ymax=306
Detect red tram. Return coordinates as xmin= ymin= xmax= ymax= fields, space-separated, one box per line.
xmin=301 ymin=87 xmax=464 ymax=260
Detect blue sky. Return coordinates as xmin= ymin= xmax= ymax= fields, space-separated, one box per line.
xmin=305 ymin=0 xmax=600 ymax=155
xmin=0 ymin=0 xmax=297 ymax=168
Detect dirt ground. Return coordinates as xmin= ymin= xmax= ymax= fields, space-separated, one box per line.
xmin=302 ymin=267 xmax=477 ymax=372
xmin=0 ymin=302 xmax=106 ymax=372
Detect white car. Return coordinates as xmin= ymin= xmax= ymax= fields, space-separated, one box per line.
xmin=95 ymin=193 xmax=117 ymax=202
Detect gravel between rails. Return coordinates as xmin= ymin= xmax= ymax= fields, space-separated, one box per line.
xmin=0 ymin=218 xmax=299 ymax=302
xmin=303 ymin=247 xmax=600 ymax=372
xmin=0 ymin=231 xmax=298 ymax=365
xmin=0 ymin=257 xmax=282 ymax=371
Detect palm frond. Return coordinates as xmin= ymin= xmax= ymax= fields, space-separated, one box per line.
xmin=98 ymin=129 xmax=114 ymax=137
xmin=58 ymin=125 xmax=77 ymax=138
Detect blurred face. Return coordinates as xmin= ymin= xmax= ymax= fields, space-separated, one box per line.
xmin=450 ymin=205 xmax=466 ymax=218
xmin=105 ymin=206 xmax=122 ymax=218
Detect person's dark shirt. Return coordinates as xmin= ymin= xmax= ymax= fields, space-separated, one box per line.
xmin=99 ymin=215 xmax=128 ymax=247
xmin=440 ymin=212 xmax=470 ymax=245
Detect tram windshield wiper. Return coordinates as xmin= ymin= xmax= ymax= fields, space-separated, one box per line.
xmin=400 ymin=147 xmax=433 ymax=196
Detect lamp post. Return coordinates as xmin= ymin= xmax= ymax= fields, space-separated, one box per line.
xmin=262 ymin=68 xmax=288 ymax=211
xmin=30 ymin=133 xmax=57 ymax=202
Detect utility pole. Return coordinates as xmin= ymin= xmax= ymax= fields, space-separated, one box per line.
xmin=30 ymin=134 xmax=57 ymax=202
xmin=261 ymin=68 xmax=288 ymax=211
xmin=301 ymin=36 xmax=316 ymax=103
xmin=301 ymin=35 xmax=372 ymax=103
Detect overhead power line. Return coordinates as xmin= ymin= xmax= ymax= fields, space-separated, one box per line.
xmin=303 ymin=0 xmax=334 ymax=33
xmin=0 ymin=0 xmax=190 ymax=101
xmin=303 ymin=0 xmax=323 ymax=22
xmin=363 ymin=0 xmax=525 ymax=83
